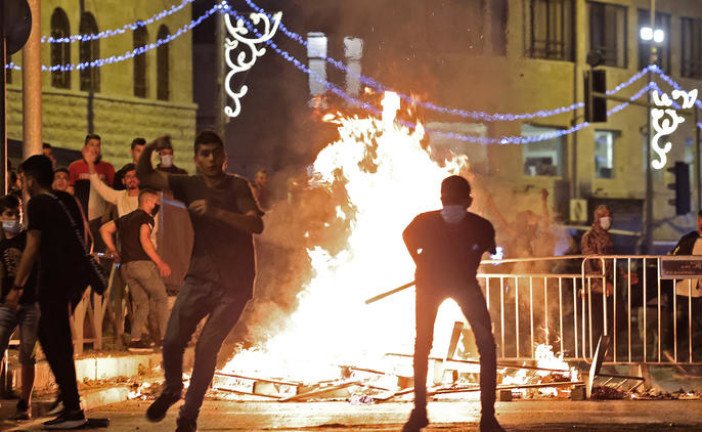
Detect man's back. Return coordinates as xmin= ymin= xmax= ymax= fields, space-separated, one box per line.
xmin=404 ymin=210 xmax=496 ymax=286
xmin=117 ymin=209 xmax=154 ymax=264
xmin=26 ymin=191 xmax=84 ymax=297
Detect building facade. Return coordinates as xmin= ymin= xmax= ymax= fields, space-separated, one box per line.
xmin=8 ymin=0 xmax=197 ymax=172
xmin=215 ymin=0 xmax=701 ymax=250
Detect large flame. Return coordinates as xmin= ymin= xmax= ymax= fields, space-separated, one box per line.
xmin=222 ymin=92 xmax=470 ymax=382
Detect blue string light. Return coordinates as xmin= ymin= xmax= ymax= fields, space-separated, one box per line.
xmin=239 ymin=0 xmax=651 ymax=122
xmin=43 ymin=0 xmax=195 ymax=43
xmin=7 ymin=2 xmax=222 ymax=72
xmin=229 ymin=8 xmax=649 ymax=145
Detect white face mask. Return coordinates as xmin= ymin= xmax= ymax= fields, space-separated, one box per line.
xmin=441 ymin=205 xmax=467 ymax=224
xmin=2 ymin=220 xmax=22 ymax=236
xmin=160 ymin=154 xmax=174 ymax=168
xmin=599 ymin=216 xmax=612 ymax=231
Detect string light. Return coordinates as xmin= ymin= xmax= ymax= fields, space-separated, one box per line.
xmin=43 ymin=0 xmax=195 ymax=43
xmin=239 ymin=0 xmax=651 ymax=121
xmin=229 ymin=8 xmax=650 ymax=145
xmin=7 ymin=2 xmax=222 ymax=72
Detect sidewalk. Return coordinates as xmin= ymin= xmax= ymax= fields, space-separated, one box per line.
xmin=1 ymin=347 xmax=195 ymax=415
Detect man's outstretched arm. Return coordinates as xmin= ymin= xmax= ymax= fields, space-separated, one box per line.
xmin=137 ymin=136 xmax=170 ymax=191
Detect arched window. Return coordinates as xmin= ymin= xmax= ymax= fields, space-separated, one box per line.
xmin=157 ymin=25 xmax=170 ymax=101
xmin=51 ymin=8 xmax=71 ymax=89
xmin=133 ymin=24 xmax=148 ymax=98
xmin=79 ymin=12 xmax=100 ymax=92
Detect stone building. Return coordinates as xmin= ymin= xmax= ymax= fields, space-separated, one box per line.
xmin=8 ymin=0 xmax=197 ymax=172
xmin=201 ymin=0 xmax=702 ymax=251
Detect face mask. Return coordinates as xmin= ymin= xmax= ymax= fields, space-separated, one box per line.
xmin=2 ymin=220 xmax=22 ymax=236
xmin=599 ymin=216 xmax=612 ymax=231
xmin=441 ymin=205 xmax=466 ymax=224
xmin=160 ymin=155 xmax=174 ymax=168
xmin=151 ymin=204 xmax=161 ymax=216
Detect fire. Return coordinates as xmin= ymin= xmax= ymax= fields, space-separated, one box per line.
xmin=222 ymin=92 xmax=469 ymax=382
xmin=500 ymin=344 xmax=578 ymax=398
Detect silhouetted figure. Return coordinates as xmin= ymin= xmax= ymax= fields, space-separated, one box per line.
xmin=10 ymin=156 xmax=89 ymax=429
xmin=402 ymin=175 xmax=504 ymax=432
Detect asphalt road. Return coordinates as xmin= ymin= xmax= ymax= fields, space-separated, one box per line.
xmin=5 ymin=399 xmax=702 ymax=431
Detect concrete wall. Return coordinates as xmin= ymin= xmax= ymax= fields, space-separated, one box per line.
xmin=8 ymin=0 xmax=197 ymax=172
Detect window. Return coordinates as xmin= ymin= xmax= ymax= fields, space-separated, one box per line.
xmin=344 ymin=37 xmax=362 ymax=97
xmin=133 ymin=24 xmax=148 ymax=98
xmin=522 ymin=124 xmax=566 ymax=177
xmin=490 ymin=0 xmax=508 ymax=56
xmin=79 ymin=13 xmax=100 ymax=92
xmin=528 ymin=0 xmax=574 ymax=61
xmin=157 ymin=25 xmax=170 ymax=101
xmin=682 ymin=18 xmax=702 ymax=79
xmin=307 ymin=32 xmax=328 ymax=101
xmin=594 ymin=130 xmax=617 ymax=179
xmin=50 ymin=8 xmax=71 ymax=89
xmin=588 ymin=2 xmax=627 ymax=68
xmin=637 ymin=10 xmax=670 ymax=73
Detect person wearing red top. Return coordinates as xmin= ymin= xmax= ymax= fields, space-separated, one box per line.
xmin=68 ymin=134 xmax=115 ymax=251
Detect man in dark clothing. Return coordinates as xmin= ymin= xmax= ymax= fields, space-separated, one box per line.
xmin=138 ymin=131 xmax=263 ymax=432
xmin=101 ymin=189 xmax=171 ymax=352
xmin=0 ymin=195 xmax=39 ymax=420
xmin=8 ymin=155 xmax=88 ymax=429
xmin=670 ymin=210 xmax=702 ymax=360
xmin=402 ymin=175 xmax=504 ymax=432
xmin=672 ymin=210 xmax=702 ymax=256
xmin=156 ymin=143 xmax=188 ymax=175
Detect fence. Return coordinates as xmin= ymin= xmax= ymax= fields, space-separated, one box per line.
xmin=478 ymin=255 xmax=702 ymax=365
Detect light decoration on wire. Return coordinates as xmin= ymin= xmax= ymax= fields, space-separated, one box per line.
xmin=229 ymin=6 xmax=652 ymax=145
xmin=222 ymin=7 xmax=282 ymax=118
xmin=650 ymin=88 xmax=698 ymax=170
xmin=239 ymin=0 xmax=653 ymax=121
xmin=43 ymin=0 xmax=195 ymax=44
xmin=6 ymin=2 xmax=222 ymax=72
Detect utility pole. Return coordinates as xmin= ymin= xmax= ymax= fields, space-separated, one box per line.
xmin=643 ymin=0 xmax=656 ymax=253
xmin=22 ymin=0 xmax=41 ymax=160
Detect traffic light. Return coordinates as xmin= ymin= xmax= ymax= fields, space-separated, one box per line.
xmin=584 ymin=69 xmax=607 ymax=123
xmin=667 ymin=162 xmax=691 ymax=215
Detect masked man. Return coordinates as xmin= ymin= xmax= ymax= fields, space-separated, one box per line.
xmin=402 ymin=175 xmax=504 ymax=432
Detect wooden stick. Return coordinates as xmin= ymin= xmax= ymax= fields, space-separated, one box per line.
xmin=365 ymin=282 xmax=415 ymax=304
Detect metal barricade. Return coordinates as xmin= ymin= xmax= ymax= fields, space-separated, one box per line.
xmin=478 ymin=255 xmax=702 ymax=365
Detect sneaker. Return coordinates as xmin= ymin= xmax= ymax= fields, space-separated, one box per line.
xmin=175 ymin=416 xmax=198 ymax=432
xmin=480 ymin=414 xmax=506 ymax=432
xmin=402 ymin=407 xmax=429 ymax=432
xmin=146 ymin=391 xmax=180 ymax=422
xmin=128 ymin=339 xmax=154 ymax=353
xmin=47 ymin=398 xmax=64 ymax=416
xmin=13 ymin=399 xmax=30 ymax=420
xmin=43 ymin=409 xmax=87 ymax=430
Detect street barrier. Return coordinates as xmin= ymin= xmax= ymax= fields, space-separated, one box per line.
xmin=478 ymin=255 xmax=702 ymax=365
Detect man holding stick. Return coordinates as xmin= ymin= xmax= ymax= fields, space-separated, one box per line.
xmin=401 ymin=175 xmax=504 ymax=432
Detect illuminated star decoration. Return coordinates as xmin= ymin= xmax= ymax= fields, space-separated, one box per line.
xmin=651 ymin=89 xmax=698 ymax=170
xmin=223 ymin=10 xmax=282 ymax=118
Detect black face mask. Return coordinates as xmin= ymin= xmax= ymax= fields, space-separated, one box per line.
xmin=151 ymin=204 xmax=160 ymax=216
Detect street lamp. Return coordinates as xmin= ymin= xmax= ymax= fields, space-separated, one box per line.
xmin=639 ymin=26 xmax=665 ymax=44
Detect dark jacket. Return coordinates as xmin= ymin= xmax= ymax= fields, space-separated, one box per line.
xmin=672 ymin=231 xmax=700 ymax=256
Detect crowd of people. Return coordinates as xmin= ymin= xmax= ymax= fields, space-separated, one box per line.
xmin=0 ymin=131 xmax=269 ymax=430
xmin=4 ymin=129 xmax=702 ymax=432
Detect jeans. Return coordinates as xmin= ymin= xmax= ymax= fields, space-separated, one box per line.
xmin=38 ymin=300 xmax=81 ymax=411
xmin=121 ymin=261 xmax=169 ymax=341
xmin=414 ymin=280 xmax=497 ymax=416
xmin=0 ymin=303 xmax=39 ymax=365
xmin=162 ymin=277 xmax=249 ymax=421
